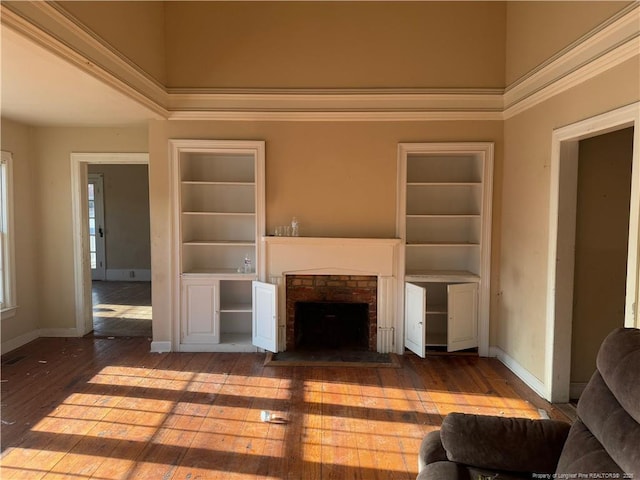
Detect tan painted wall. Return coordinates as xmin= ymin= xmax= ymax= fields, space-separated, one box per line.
xmin=29 ymin=127 xmax=148 ymax=331
xmin=571 ymin=128 xmax=634 ymax=384
xmin=87 ymin=164 xmax=151 ymax=270
xmin=148 ymin=119 xmax=504 ymax=344
xmin=58 ymin=1 xmax=167 ymax=85
xmin=505 ymin=1 xmax=631 ymax=85
xmin=500 ymin=57 xmax=639 ymax=383
xmin=0 ymin=119 xmax=40 ymax=347
xmin=163 ymin=1 xmax=506 ymax=89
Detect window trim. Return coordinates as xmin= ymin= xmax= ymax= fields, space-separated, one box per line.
xmin=1 ymin=150 xmax=17 ymax=318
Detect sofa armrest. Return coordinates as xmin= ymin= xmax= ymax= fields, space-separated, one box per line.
xmin=440 ymin=413 xmax=571 ymax=474
xmin=419 ymin=430 xmax=448 ymax=472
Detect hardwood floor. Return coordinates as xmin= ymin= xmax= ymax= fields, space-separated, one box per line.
xmin=92 ymin=281 xmax=152 ymax=338
xmin=1 ymin=337 xmax=570 ymax=479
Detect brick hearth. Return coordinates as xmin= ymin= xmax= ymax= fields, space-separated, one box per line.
xmin=286 ymin=274 xmax=377 ymax=351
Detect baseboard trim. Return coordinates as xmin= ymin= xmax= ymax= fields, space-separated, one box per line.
xmin=150 ymin=341 xmax=171 ymax=353
xmin=490 ymin=346 xmax=547 ymax=400
xmin=38 ymin=328 xmax=80 ymax=337
xmin=1 ymin=328 xmax=80 ymax=354
xmin=1 ymin=330 xmax=39 ymax=354
xmin=105 ymin=269 xmax=151 ymax=282
xmin=570 ymin=382 xmax=588 ymax=400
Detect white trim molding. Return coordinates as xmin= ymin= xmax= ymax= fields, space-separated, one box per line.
xmin=1 ymin=330 xmax=38 ymax=355
xmin=0 ymin=2 xmax=168 ymax=119
xmin=546 ymin=102 xmax=640 ymax=403
xmin=504 ymin=3 xmax=640 ymax=119
xmin=105 ymin=269 xmax=152 ymax=282
xmin=490 ymin=346 xmax=547 ymax=400
xmin=150 ymin=341 xmax=172 ymax=354
xmin=70 ymin=152 xmax=150 ymax=339
xmin=166 ymin=88 xmax=504 ymax=122
xmin=2 ymin=1 xmax=637 ymax=121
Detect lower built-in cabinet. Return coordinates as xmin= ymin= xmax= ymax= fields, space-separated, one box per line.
xmin=180 ymin=276 xmax=278 ymax=352
xmin=405 ymin=278 xmax=478 ymax=357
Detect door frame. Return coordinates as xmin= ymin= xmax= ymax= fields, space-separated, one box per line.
xmin=71 ymin=152 xmax=149 ymax=336
xmin=546 ymin=102 xmax=640 ymax=402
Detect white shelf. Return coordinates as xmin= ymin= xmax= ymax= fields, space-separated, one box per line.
xmin=405 ymin=270 xmax=480 ymax=282
xmin=182 ymin=211 xmax=255 ymax=216
xmin=182 ymin=269 xmax=257 ymax=277
xmin=182 ymin=181 xmax=255 ymax=186
xmin=407 ymin=182 xmax=481 ymax=186
xmin=407 ymin=242 xmax=479 ymax=246
xmin=183 ymin=240 xmax=256 ymax=246
xmin=220 ymin=303 xmax=252 ymax=313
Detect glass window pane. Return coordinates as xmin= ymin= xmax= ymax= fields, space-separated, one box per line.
xmin=89 ymin=218 xmax=95 ymax=235
xmin=88 ymin=200 xmax=95 ymax=218
xmin=90 ymin=252 xmax=97 ymax=269
xmin=90 ymin=236 xmax=96 ymax=252
xmin=88 ymin=184 xmax=94 ymax=201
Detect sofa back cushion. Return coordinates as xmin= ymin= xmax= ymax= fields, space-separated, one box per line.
xmin=566 ymin=328 xmax=640 ymax=476
xmin=596 ymin=328 xmax=640 ymax=423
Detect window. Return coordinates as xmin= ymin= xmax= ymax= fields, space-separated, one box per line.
xmin=1 ymin=151 xmax=16 ymax=316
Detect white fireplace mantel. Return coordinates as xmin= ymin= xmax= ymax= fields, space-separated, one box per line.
xmin=260 ymin=236 xmax=403 ymax=353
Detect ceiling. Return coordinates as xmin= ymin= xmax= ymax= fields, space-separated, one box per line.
xmin=1 ymin=25 xmax=162 ymax=128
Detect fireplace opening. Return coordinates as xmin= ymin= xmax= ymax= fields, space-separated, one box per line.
xmin=295 ymin=301 xmax=369 ymax=351
xmin=286 ymin=274 xmax=378 ymax=352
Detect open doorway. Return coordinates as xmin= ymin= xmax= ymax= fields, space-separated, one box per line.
xmin=569 ymin=128 xmax=634 ymax=400
xmin=71 ymin=153 xmax=151 ymax=338
xmin=546 ymin=102 xmax=640 ymax=403
xmin=88 ymin=163 xmax=151 ymax=337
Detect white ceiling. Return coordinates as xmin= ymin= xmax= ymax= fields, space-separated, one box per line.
xmin=1 ymin=26 xmax=162 ymax=127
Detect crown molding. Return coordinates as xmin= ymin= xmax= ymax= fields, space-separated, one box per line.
xmin=166 ymin=88 xmax=504 ymax=121
xmin=167 ymin=109 xmax=504 ymax=122
xmin=2 ymin=1 xmax=638 ymax=122
xmin=0 ymin=2 xmax=169 ymax=118
xmin=503 ymin=3 xmax=640 ymax=119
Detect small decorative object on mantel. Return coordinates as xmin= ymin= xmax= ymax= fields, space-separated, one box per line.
xmin=291 ymin=216 xmax=299 ymax=236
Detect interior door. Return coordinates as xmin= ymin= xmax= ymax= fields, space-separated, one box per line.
xmin=88 ymin=174 xmax=106 ymax=281
xmin=252 ymin=280 xmax=278 ymax=352
xmin=447 ymin=283 xmax=478 ymax=352
xmin=405 ymin=282 xmax=426 ymax=358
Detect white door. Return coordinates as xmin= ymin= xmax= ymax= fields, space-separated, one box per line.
xmin=181 ymin=279 xmax=220 ymax=344
xmin=405 ymin=282 xmax=426 ymax=358
xmin=252 ymin=281 xmax=278 ymax=353
xmin=447 ymin=283 xmax=479 ymax=352
xmin=88 ymin=174 xmax=106 ymax=281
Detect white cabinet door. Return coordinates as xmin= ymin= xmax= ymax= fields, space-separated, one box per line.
xmin=405 ymin=282 xmax=426 ymax=358
xmin=252 ymin=281 xmax=278 ymax=353
xmin=447 ymin=283 xmax=478 ymax=352
xmin=181 ymin=279 xmax=219 ymax=344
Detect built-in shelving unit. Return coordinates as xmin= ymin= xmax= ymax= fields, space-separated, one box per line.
xmin=172 ymin=140 xmax=265 ymax=352
xmin=398 ymin=143 xmax=493 ymax=357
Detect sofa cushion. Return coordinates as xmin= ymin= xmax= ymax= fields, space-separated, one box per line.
xmin=419 ymin=430 xmax=448 ymax=472
xmin=556 ymin=419 xmax=625 ymax=475
xmin=417 ymin=461 xmax=470 ymax=480
xmin=576 ymin=369 xmax=640 ymax=476
xmin=596 ymin=327 xmax=640 ymax=424
xmin=439 ymin=413 xmax=570 ymax=474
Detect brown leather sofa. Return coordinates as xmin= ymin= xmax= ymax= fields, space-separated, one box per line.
xmin=417 ymin=327 xmax=640 ymax=479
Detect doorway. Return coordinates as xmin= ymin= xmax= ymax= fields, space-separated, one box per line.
xmin=71 ymin=153 xmax=151 ymax=337
xmin=570 ymin=128 xmax=634 ymax=400
xmin=546 ymin=102 xmax=640 ymax=403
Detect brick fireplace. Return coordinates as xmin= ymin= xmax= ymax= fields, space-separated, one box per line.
xmin=286 ymin=274 xmax=377 ymax=351
xmin=261 ymin=236 xmax=402 ymax=353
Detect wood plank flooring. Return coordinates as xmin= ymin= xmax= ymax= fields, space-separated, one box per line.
xmin=1 ymin=337 xmax=570 ymax=479
xmin=92 ymin=281 xmax=152 ymax=338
